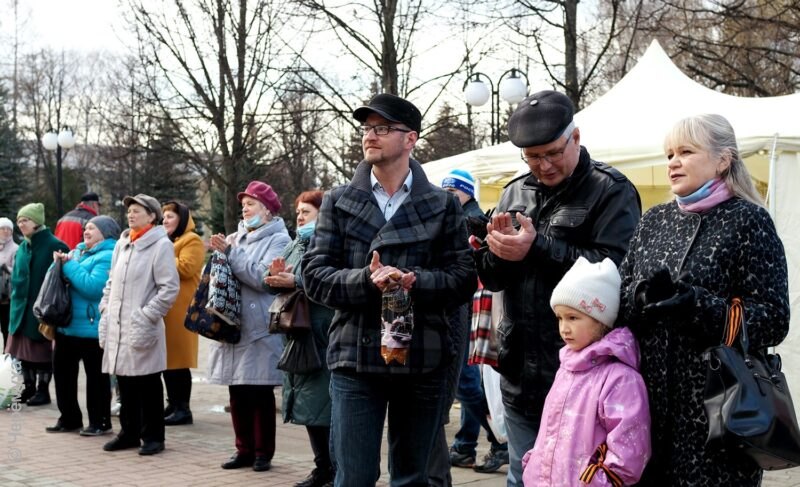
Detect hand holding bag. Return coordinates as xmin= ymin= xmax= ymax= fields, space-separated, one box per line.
xmin=703 ymin=297 xmax=800 ymax=470
xmin=33 ymin=259 xmax=72 ymax=328
xmin=184 ymin=259 xmax=241 ymax=344
xmin=268 ymin=289 xmax=310 ymax=334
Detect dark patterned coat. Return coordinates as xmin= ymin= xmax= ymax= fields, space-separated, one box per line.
xmin=302 ymin=159 xmax=477 ymax=374
xmin=618 ymin=197 xmax=790 ymax=486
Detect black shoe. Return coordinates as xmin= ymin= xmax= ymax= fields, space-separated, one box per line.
xmin=473 ymin=448 xmax=509 ymax=473
xmin=449 ymin=447 xmax=476 ymax=468
xmin=221 ymin=454 xmax=254 ymax=469
xmin=45 ymin=421 xmax=82 ymax=433
xmin=26 ymin=390 xmax=51 ymax=406
xmin=139 ymin=441 xmax=165 ymax=456
xmin=103 ymin=436 xmax=140 ymax=452
xmin=295 ymin=467 xmax=335 ymax=487
xmin=252 ymin=456 xmax=271 ymax=472
xmin=164 ymin=407 xmax=193 ymax=426
xmin=80 ymin=425 xmax=112 ymax=436
xmin=163 ymin=402 xmax=175 ymax=418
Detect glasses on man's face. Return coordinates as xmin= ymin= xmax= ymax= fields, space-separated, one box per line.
xmin=520 ymin=132 xmax=574 ymax=166
xmin=361 ymin=125 xmax=413 ymax=136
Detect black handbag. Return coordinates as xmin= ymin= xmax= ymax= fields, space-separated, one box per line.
xmin=268 ymin=289 xmax=310 ymax=334
xmin=33 ymin=259 xmax=72 ymax=328
xmin=277 ymin=332 xmax=322 ymax=374
xmin=184 ymin=259 xmax=241 ymax=344
xmin=703 ymin=297 xmax=800 ymax=470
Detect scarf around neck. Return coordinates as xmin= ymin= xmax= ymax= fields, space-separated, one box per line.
xmin=130 ymin=224 xmax=154 ymax=242
xmin=676 ymin=178 xmax=733 ymax=213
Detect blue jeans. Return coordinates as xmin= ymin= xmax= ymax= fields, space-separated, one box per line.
xmin=452 ymin=361 xmax=507 ymax=457
xmin=504 ymin=402 xmax=539 ymax=487
xmin=330 ymin=368 xmax=446 ymax=487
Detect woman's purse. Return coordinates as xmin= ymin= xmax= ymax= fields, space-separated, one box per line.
xmin=277 ymin=332 xmax=322 ymax=374
xmin=702 ymin=297 xmax=800 ymax=470
xmin=184 ymin=258 xmax=241 ymax=344
xmin=268 ymin=289 xmax=310 ymax=334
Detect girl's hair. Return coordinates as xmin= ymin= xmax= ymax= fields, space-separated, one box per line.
xmin=664 ymin=113 xmax=763 ymax=207
xmin=295 ymin=190 xmax=324 ymax=210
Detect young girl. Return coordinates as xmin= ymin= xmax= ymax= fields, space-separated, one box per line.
xmin=522 ymin=257 xmax=650 ymax=486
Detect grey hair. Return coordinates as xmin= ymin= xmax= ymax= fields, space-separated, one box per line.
xmin=664 ymin=114 xmax=763 ymax=207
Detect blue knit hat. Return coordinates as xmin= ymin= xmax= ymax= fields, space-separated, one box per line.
xmin=441 ymin=169 xmax=476 ymax=199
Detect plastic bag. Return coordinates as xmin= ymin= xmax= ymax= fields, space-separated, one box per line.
xmin=380 ymin=287 xmax=414 ymax=365
xmin=481 ymin=364 xmax=508 ymax=443
xmin=33 ymin=259 xmax=72 ymax=328
xmin=0 ymin=354 xmax=19 ymax=409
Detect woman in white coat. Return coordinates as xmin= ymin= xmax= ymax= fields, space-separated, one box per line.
xmin=208 ymin=181 xmax=290 ymax=473
xmin=99 ymin=194 xmax=178 ymax=456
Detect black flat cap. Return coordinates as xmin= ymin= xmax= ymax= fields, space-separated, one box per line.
xmin=353 ymin=94 xmax=422 ymax=134
xmin=80 ymin=191 xmax=100 ymax=203
xmin=508 ymin=90 xmax=574 ymax=148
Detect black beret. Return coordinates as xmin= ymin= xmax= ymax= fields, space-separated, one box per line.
xmin=507 ymin=90 xmax=574 ymax=148
xmin=80 ymin=191 xmax=100 ymax=203
xmin=353 ymin=93 xmax=422 ymax=134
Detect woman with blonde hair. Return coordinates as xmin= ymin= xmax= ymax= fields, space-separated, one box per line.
xmin=618 ymin=114 xmax=789 ymax=485
xmin=160 ymin=201 xmax=204 ymax=426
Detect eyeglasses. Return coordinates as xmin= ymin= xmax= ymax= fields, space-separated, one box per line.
xmin=520 ymin=132 xmax=574 ymax=166
xmin=361 ymin=125 xmax=413 ymax=136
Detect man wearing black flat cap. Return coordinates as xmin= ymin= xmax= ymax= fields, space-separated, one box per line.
xmin=474 ymin=90 xmax=642 ymax=485
xmin=55 ymin=192 xmax=103 ymax=249
xmin=303 ymin=93 xmax=476 ymax=486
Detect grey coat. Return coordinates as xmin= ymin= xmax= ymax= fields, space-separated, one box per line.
xmin=207 ymin=218 xmax=291 ymax=386
xmin=99 ymin=225 xmax=179 ymax=376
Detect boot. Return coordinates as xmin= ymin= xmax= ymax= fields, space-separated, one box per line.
xmin=18 ymin=366 xmax=36 ymax=403
xmin=164 ymin=401 xmax=193 ymax=426
xmin=164 ymin=400 xmax=175 ymax=418
xmin=27 ymin=371 xmax=52 ymax=406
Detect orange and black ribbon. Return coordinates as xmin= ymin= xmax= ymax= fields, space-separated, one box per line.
xmin=579 ymin=443 xmax=623 ymax=487
xmin=724 ymin=297 xmax=743 ymax=347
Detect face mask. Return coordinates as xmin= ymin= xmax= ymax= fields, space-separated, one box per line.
xmin=297 ymin=221 xmax=316 ymax=239
xmin=244 ymin=215 xmax=262 ymax=228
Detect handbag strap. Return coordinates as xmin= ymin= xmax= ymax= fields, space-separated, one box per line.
xmin=723 ymin=297 xmax=749 ymax=354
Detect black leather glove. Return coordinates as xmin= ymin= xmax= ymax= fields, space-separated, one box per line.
xmin=643 ymin=271 xmax=697 ymax=318
xmin=634 ymin=268 xmax=675 ymax=313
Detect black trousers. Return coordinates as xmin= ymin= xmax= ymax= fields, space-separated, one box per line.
xmin=307 ymin=425 xmax=332 ymax=471
xmin=162 ymin=368 xmax=192 ymax=405
xmin=53 ymin=334 xmax=110 ymax=428
xmin=0 ymin=302 xmax=9 ymax=351
xmin=118 ymin=373 xmax=165 ymax=443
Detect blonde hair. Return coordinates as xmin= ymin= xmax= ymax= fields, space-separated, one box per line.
xmin=664 ymin=114 xmax=763 ymax=207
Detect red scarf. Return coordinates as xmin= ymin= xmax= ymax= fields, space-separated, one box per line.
xmin=130 ymin=224 xmax=154 ymax=242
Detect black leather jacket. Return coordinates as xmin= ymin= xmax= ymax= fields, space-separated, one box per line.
xmin=476 ymin=147 xmax=641 ymax=416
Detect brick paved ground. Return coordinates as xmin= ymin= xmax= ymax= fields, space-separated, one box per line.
xmin=1 ymin=337 xmax=798 ymax=486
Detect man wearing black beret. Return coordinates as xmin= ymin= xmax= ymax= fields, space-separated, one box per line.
xmin=474 ymin=90 xmax=642 ymax=485
xmin=54 ymin=191 xmax=102 ymax=250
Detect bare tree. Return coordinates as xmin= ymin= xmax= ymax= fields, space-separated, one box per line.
xmin=126 ymin=0 xmax=293 ymax=232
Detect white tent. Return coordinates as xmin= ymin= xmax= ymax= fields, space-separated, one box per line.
xmin=424 ymin=39 xmax=800 ymax=410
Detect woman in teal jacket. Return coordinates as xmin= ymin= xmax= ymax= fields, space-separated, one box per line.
xmin=264 ymin=190 xmax=335 ymax=487
xmin=46 ymin=216 xmax=120 ymax=436
xmin=6 ymin=203 xmax=69 ymax=406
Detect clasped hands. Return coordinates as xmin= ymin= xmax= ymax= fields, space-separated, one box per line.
xmin=53 ymin=250 xmax=70 ymax=262
xmin=264 ymin=256 xmax=295 ymax=289
xmin=485 ymin=212 xmax=537 ymax=262
xmin=369 ymin=251 xmax=415 ymax=293
xmin=634 ymin=268 xmax=697 ymax=319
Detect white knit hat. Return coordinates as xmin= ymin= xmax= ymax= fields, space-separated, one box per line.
xmin=550 ymin=257 xmax=621 ymax=328
xmin=0 ymin=217 xmax=13 ymax=230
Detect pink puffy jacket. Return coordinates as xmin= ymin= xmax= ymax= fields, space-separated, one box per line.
xmin=522 ymin=327 xmax=651 ymax=486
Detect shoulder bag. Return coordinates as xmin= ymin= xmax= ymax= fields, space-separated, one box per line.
xmin=703 ymin=297 xmax=800 ymax=470
xmin=184 ymin=258 xmax=241 ymax=344
xmin=268 ymin=288 xmax=310 ymax=334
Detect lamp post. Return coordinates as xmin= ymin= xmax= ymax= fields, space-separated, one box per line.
xmin=41 ymin=127 xmax=76 ymax=217
xmin=463 ymin=68 xmax=529 ymax=145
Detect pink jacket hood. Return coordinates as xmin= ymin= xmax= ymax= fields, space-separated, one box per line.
xmin=522 ymin=327 xmax=651 ymax=486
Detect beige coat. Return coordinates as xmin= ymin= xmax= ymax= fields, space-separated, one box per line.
xmin=164 ymin=222 xmax=204 ymax=370
xmin=99 ymin=225 xmax=179 ymax=376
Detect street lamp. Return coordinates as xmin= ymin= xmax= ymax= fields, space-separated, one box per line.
xmin=41 ymin=127 xmax=76 ymax=217
xmin=463 ymin=68 xmax=529 ymax=145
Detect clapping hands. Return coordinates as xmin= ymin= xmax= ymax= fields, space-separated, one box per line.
xmin=635 ymin=268 xmax=697 ymax=319
xmin=369 ymin=251 xmax=415 ymax=292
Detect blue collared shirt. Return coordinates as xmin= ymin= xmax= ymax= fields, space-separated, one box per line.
xmin=371 ymin=169 xmax=413 ymax=220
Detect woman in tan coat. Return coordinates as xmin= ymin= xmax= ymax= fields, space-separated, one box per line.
xmin=161 ymin=201 xmax=204 ymax=426
xmin=99 ymin=194 xmax=178 ymax=455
